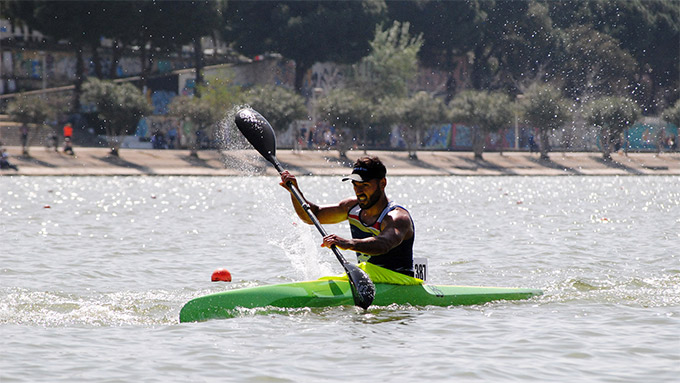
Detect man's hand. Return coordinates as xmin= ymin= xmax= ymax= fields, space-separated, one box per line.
xmin=321 ymin=234 xmax=355 ymax=251
xmin=279 ymin=170 xmax=298 ymax=190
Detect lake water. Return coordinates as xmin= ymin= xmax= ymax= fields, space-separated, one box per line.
xmin=1 ymin=175 xmax=678 ymax=382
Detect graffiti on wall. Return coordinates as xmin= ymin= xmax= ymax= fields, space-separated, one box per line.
xmin=7 ymin=48 xmax=192 ymax=85
xmin=626 ymin=122 xmax=678 ymax=150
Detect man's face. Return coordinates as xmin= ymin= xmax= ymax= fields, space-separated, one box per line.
xmin=352 ymin=178 xmax=383 ymax=210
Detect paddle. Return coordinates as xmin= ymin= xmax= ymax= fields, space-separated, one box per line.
xmin=234 ymin=107 xmax=375 ymax=310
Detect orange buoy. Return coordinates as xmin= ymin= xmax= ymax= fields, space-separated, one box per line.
xmin=211 ymin=268 xmax=232 ymax=282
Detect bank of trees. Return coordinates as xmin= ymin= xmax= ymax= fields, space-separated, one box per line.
xmin=2 ymin=0 xmax=677 ymax=158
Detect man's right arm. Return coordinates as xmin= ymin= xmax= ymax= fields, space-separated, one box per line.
xmin=280 ymin=171 xmax=355 ymax=225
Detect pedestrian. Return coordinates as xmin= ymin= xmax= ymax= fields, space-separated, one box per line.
xmin=20 ymin=125 xmax=29 ymax=155
xmin=63 ymin=137 xmax=74 ymax=155
xmin=168 ymin=127 xmax=177 ymax=149
xmin=50 ymin=131 xmax=59 ymax=152
xmin=1 ymin=148 xmax=19 ymax=171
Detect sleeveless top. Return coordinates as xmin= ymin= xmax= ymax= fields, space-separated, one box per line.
xmin=348 ymin=201 xmax=415 ymax=276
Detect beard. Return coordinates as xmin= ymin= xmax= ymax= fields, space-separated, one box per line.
xmin=358 ymin=190 xmax=381 ymax=210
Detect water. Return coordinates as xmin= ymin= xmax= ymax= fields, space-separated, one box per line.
xmin=1 ymin=175 xmax=678 ymax=382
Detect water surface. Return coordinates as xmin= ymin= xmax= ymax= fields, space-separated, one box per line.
xmin=1 ymin=176 xmax=678 ymax=382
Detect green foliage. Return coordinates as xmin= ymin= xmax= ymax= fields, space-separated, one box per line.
xmin=393 ymin=91 xmax=446 ymax=157
xmin=244 ymin=85 xmax=307 ymax=132
xmin=316 ymin=88 xmax=373 ymax=156
xmin=197 ymin=76 xmax=245 ymax=123
xmin=584 ymin=97 xmax=641 ymax=133
xmin=662 ymin=100 xmax=680 ymax=128
xmin=521 ymin=83 xmax=572 ymax=129
xmin=584 ymin=96 xmax=641 ymax=159
xmin=81 ymin=79 xmax=151 ymax=154
xmin=558 ymin=25 xmax=637 ymax=98
xmin=224 ymin=0 xmax=386 ymax=92
xmin=449 ymin=90 xmax=514 ymax=159
xmin=317 ymin=89 xmax=372 ymax=130
xmin=449 ymin=90 xmax=514 ymax=133
xmin=6 ymin=94 xmax=50 ymax=127
xmin=6 ymin=94 xmax=51 ymax=155
xmin=354 ymin=21 xmax=423 ymax=100
xmin=520 ymin=83 xmax=573 ymax=159
xmin=168 ymin=95 xmax=217 ymax=131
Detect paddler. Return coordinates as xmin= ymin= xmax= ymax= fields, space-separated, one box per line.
xmin=280 ymin=156 xmax=415 ymax=276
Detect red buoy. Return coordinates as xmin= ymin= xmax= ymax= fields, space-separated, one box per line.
xmin=211 ymin=268 xmax=232 ymax=282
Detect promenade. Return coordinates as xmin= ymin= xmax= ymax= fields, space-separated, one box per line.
xmin=1 ymin=146 xmax=679 ymax=176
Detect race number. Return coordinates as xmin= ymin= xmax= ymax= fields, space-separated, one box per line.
xmin=413 ymin=258 xmax=428 ymax=281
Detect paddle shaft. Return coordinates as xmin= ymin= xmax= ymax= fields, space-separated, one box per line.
xmin=271 ymin=161 xmax=352 ymax=267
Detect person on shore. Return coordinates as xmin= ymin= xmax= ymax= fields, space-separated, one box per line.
xmin=1 ymin=148 xmax=19 ymax=171
xmin=280 ymin=156 xmax=415 ymax=276
xmin=63 ymin=137 xmax=74 ymax=155
xmin=49 ymin=131 xmax=59 ymax=152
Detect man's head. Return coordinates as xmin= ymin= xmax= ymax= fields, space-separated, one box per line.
xmin=342 ymin=156 xmax=387 ymax=183
xmin=343 ymin=156 xmax=387 ymax=210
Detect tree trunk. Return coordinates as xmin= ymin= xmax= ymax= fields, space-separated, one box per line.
xmin=539 ymin=128 xmax=551 ymax=161
xmin=140 ymin=43 xmax=151 ymax=91
xmin=444 ymin=48 xmax=457 ymax=103
xmin=410 ymin=128 xmax=421 ymax=160
xmin=20 ymin=124 xmax=30 ymax=156
xmin=193 ymin=39 xmax=204 ymax=98
xmin=109 ymin=40 xmax=122 ymax=79
xmin=472 ymin=127 xmax=486 ymax=160
xmin=91 ymin=42 xmax=103 ymax=79
xmin=73 ymin=43 xmax=85 ymax=114
xmin=601 ymin=127 xmax=612 ymax=161
xmin=294 ymin=60 xmax=308 ymax=95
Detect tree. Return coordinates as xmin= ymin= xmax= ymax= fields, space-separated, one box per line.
xmin=556 ymin=25 xmax=637 ymax=101
xmin=520 ymin=83 xmax=573 ymax=160
xmin=353 ymin=21 xmax=423 ymax=101
xmin=662 ymin=99 xmax=680 ymax=129
xmin=387 ymin=0 xmax=484 ymax=101
xmin=394 ymin=91 xmax=447 ymax=159
xmin=584 ymin=97 xmax=641 ymax=161
xmin=33 ymin=1 xmax=111 ymax=112
xmin=168 ymin=95 xmax=218 ymax=157
xmin=548 ymin=0 xmax=680 ymax=113
xmin=6 ymin=94 xmax=50 ymax=156
xmin=244 ymin=85 xmax=308 ymax=132
xmin=224 ymin=0 xmax=386 ymax=93
xmin=80 ymin=79 xmax=152 ymax=157
xmin=169 ymin=76 xmax=244 ymax=157
xmin=449 ymin=90 xmax=514 ymax=160
xmin=316 ymin=88 xmax=373 ymax=158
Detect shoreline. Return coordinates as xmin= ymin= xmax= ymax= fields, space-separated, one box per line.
xmin=1 ymin=146 xmax=679 ymax=176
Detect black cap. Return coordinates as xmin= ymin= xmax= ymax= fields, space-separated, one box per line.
xmin=342 ymin=160 xmax=386 ymax=182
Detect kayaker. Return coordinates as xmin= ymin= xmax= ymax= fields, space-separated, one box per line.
xmin=280 ymin=156 xmax=415 ymax=276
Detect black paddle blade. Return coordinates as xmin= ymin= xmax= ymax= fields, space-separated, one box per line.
xmin=345 ymin=263 xmax=376 ymax=310
xmin=234 ymin=108 xmax=277 ymax=165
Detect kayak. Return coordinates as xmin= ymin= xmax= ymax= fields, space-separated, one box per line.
xmin=179 ymin=279 xmax=543 ymax=323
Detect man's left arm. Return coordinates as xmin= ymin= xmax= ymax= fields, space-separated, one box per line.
xmin=322 ymin=209 xmax=413 ymax=255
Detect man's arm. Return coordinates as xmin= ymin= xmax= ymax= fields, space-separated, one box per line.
xmin=322 ymin=208 xmax=413 ymax=255
xmin=280 ymin=170 xmax=356 ymax=225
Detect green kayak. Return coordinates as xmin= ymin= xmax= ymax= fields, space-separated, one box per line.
xmin=179 ymin=279 xmax=543 ymax=323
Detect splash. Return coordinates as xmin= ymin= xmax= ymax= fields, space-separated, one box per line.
xmin=214 ymin=104 xmax=270 ymax=174
xmin=0 ymin=288 xmax=182 ymax=327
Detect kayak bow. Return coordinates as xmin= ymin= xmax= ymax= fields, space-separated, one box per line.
xmin=179 ymin=279 xmax=542 ymax=322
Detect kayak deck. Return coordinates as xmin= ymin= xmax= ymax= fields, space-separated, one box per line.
xmin=179 ymin=280 xmax=542 ymax=323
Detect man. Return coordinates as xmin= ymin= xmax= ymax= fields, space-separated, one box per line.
xmin=280 ymin=156 xmax=415 ymax=276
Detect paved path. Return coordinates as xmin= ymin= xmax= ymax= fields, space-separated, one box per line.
xmin=2 ymin=146 xmax=679 ymax=176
